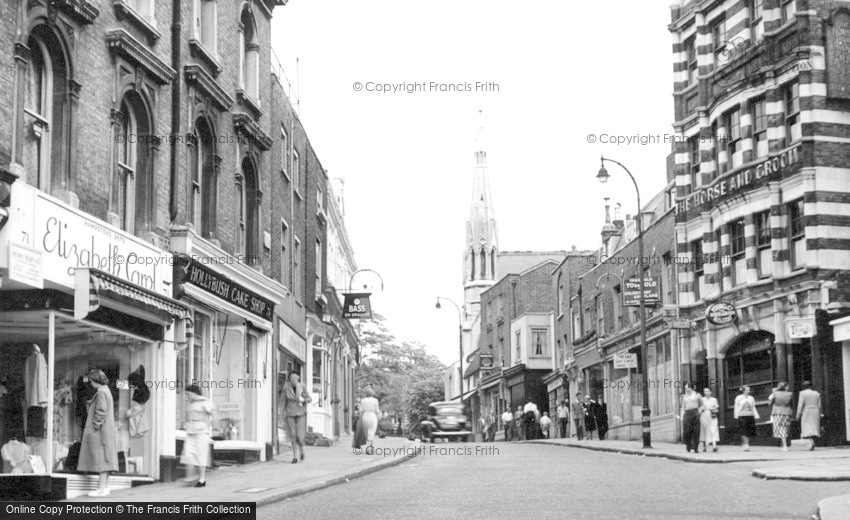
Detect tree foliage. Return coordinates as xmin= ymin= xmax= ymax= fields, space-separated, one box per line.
xmin=354 ymin=313 xmax=445 ymax=431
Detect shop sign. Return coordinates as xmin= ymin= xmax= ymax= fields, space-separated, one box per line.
xmin=826 ymin=9 xmax=850 ymax=99
xmin=623 ymin=277 xmax=660 ymax=306
xmin=342 ymin=293 xmax=372 ymax=319
xmin=831 ymin=317 xmax=850 ymax=342
xmin=1 ymin=182 xmax=169 ymax=294
xmin=218 ymin=402 xmax=242 ymax=412
xmin=480 ymin=351 xmax=493 ymax=369
xmin=185 ymin=258 xmax=274 ymax=321
xmin=786 ymin=317 xmax=815 ymax=339
xmin=676 ymin=145 xmax=800 ymax=215
xmin=279 ymin=319 xmax=306 ymax=362
xmin=668 ymin=317 xmax=692 ymax=330
xmin=8 ymin=242 xmax=43 ymax=289
xmin=706 ymin=302 xmax=737 ymax=326
xmin=613 ymin=352 xmax=637 ymax=369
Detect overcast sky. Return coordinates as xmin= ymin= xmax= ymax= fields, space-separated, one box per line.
xmin=271 ymin=0 xmax=675 ymax=365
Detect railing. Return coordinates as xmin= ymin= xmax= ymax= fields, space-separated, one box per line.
xmin=270 ymin=46 xmax=300 ymax=114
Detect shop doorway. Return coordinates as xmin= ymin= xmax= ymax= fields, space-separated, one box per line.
xmin=723 ymin=330 xmax=776 ymax=444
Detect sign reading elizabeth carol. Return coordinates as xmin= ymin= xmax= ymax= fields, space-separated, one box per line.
xmin=705 ymin=302 xmax=737 ymax=326
xmin=342 ymin=292 xmax=372 ymax=319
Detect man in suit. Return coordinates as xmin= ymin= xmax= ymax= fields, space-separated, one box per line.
xmin=282 ymin=371 xmax=312 ymax=463
xmin=571 ymin=392 xmax=585 ymax=440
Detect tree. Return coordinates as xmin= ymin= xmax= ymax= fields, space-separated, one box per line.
xmin=354 ymin=313 xmax=445 ymax=430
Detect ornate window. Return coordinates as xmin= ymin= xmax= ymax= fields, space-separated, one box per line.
xmin=239 ymin=8 xmax=259 ymax=100
xmin=189 ymin=118 xmax=217 ymax=238
xmin=111 ymin=92 xmax=154 ymax=234
xmin=239 ymin=157 xmax=260 ymax=264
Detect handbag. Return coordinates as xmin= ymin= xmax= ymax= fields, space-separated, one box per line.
xmin=710 ymin=409 xmax=718 ymax=419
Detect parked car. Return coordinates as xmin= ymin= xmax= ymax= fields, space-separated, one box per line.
xmin=419 ymin=402 xmax=471 ymax=442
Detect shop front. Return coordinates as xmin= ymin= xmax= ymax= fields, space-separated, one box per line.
xmin=829 ymin=314 xmax=850 ymax=442
xmin=169 ymin=228 xmax=282 ymax=465
xmin=276 ymin=319 xmax=306 ymax=448
xmin=0 ymin=182 xmax=189 ymax=498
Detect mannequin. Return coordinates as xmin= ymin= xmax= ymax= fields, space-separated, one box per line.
xmin=25 ymin=345 xmax=48 ymax=407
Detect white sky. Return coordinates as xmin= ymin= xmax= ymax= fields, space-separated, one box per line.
xmin=271 ymin=0 xmax=675 ymax=365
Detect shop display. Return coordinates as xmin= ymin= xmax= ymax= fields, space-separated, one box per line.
xmin=25 ymin=345 xmax=48 ymax=407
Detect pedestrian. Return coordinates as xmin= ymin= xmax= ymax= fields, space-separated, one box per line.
xmin=699 ymin=387 xmax=719 ymax=452
xmin=523 ymin=399 xmax=540 ymax=440
xmin=486 ymin=412 xmax=497 ymax=442
xmin=352 ymin=403 xmax=367 ymax=450
xmin=557 ymin=400 xmax=570 ymax=438
xmin=77 ymin=369 xmax=117 ymax=497
xmin=595 ymin=395 xmax=609 ymax=440
xmin=680 ymin=383 xmax=703 ymax=453
xmin=795 ymin=380 xmax=822 ymax=451
xmin=539 ymin=412 xmax=552 ymax=439
xmin=768 ymin=382 xmax=793 ymax=451
xmin=360 ymin=387 xmax=381 ymax=453
xmin=501 ymin=408 xmax=513 ymax=441
xmin=583 ymin=396 xmax=597 ymax=440
xmin=514 ymin=406 xmax=525 ymax=441
xmin=733 ymin=385 xmax=759 ymax=451
xmin=282 ymin=370 xmax=312 ymax=463
xmin=571 ymin=393 xmax=585 ymax=441
xmin=179 ymin=385 xmax=214 ymax=487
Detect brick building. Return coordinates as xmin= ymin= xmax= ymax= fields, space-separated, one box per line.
xmin=669 ymin=0 xmax=850 ymax=444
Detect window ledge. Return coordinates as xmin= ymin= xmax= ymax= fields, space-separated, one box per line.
xmin=188 ymin=38 xmax=222 ymax=77
xmin=280 ymin=168 xmax=290 ymax=183
xmin=294 ymin=188 xmax=303 ymax=201
xmin=316 ymin=208 xmax=327 ymax=226
xmin=54 ymin=0 xmax=99 ymax=25
xmin=113 ymin=0 xmax=160 ymax=43
xmin=237 ymin=89 xmax=264 ymax=119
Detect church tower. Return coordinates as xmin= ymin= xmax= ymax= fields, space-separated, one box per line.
xmin=463 ymin=110 xmax=498 ymax=326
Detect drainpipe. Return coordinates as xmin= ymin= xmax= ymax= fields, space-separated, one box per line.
xmin=169 ymin=0 xmax=182 ymax=222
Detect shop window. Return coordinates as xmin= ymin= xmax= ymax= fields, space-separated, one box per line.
xmin=239 ymin=8 xmax=259 ymax=100
xmin=189 ymin=117 xmax=217 ymax=239
xmin=725 ymin=107 xmax=742 ymax=169
xmin=24 ymin=25 xmax=70 ymax=196
xmin=725 ymin=331 xmax=776 ymax=405
xmin=755 ymin=211 xmax=772 ymax=278
xmin=177 ymin=313 xmax=208 ymax=428
xmin=729 ymin=219 xmax=746 ymax=286
xmin=752 ymin=97 xmax=768 ymax=158
xmin=788 ymin=199 xmax=805 ymax=269
xmin=531 ymin=329 xmax=548 ymax=357
xmin=783 ymin=81 xmax=801 ymax=146
xmin=312 ymin=347 xmax=323 ymax=401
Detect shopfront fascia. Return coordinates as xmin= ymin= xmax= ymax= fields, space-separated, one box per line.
xmin=0 ymin=182 xmax=190 ymax=497
xmin=169 ymin=227 xmax=283 ymax=463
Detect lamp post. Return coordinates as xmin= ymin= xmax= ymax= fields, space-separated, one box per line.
xmin=436 ymin=297 xmax=463 ymax=401
xmin=597 ymin=156 xmax=652 ymax=449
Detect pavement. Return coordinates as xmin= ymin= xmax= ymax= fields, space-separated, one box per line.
xmin=71 ymin=435 xmax=417 ymax=507
xmin=527 ymin=436 xmax=850 ymax=520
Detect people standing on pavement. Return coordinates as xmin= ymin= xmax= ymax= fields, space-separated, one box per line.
xmin=360 ymin=387 xmax=381 ymax=453
xmin=699 ymin=387 xmax=719 ymax=453
xmin=179 ymin=385 xmax=214 ymax=487
xmin=282 ymin=371 xmax=313 ymax=463
xmin=769 ymin=382 xmax=793 ymax=451
xmin=523 ymin=399 xmax=540 ymax=440
xmin=796 ymin=381 xmax=822 ymax=451
xmin=501 ymin=408 xmax=514 ymax=441
xmin=557 ymin=400 xmax=570 ymax=439
xmin=680 ymin=383 xmax=703 ymax=453
xmin=77 ymin=369 xmax=117 ymax=497
xmin=352 ymin=403 xmax=367 ymax=450
xmin=539 ymin=412 xmax=552 ymax=439
xmin=571 ymin=393 xmax=585 ymax=440
xmin=514 ymin=406 xmax=525 ymax=441
xmin=733 ymin=385 xmax=759 ymax=451
xmin=487 ymin=412 xmax=497 ymax=442
xmin=583 ymin=396 xmax=597 ymax=440
xmin=595 ymin=395 xmax=609 ymax=440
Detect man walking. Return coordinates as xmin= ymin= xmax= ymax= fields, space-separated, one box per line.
xmin=514 ymin=406 xmax=525 ymax=441
xmin=485 ymin=412 xmax=496 ymax=442
xmin=571 ymin=392 xmax=585 ymax=440
xmin=501 ymin=408 xmax=513 ymax=441
xmin=557 ymin=400 xmax=570 ymax=439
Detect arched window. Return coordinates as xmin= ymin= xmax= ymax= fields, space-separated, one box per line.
xmin=491 ymin=247 xmax=496 ymax=279
xmin=239 ymin=8 xmax=259 ymax=100
xmin=189 ymin=118 xmax=217 ymax=238
xmin=480 ymin=248 xmax=487 ymax=279
xmin=240 ymin=157 xmax=259 ymax=264
xmin=469 ymin=249 xmax=475 ymax=281
xmin=24 ymin=25 xmax=70 ymax=195
xmin=111 ymin=92 xmax=153 ymax=234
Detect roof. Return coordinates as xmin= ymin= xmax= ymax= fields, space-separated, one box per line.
xmin=497 ymin=251 xmax=567 ymax=277
xmin=463 ymin=352 xmax=480 ymax=377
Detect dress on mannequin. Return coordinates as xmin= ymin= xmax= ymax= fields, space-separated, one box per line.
xmin=25 ymin=345 xmax=48 ymax=407
xmin=1 ymin=439 xmax=31 ymax=473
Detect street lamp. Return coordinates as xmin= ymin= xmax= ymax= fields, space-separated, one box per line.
xmin=436 ymin=297 xmax=463 ymax=401
xmin=597 ymin=155 xmax=652 ymax=449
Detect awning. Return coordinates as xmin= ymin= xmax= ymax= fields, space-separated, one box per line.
xmin=75 ymin=268 xmax=192 ymax=334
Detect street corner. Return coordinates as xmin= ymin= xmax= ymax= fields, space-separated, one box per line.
xmin=752 ymin=465 xmax=850 ymax=482
xmin=818 ymin=494 xmax=850 ymax=520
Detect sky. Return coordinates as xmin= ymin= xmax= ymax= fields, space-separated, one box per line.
xmin=270 ymin=0 xmax=675 ymax=365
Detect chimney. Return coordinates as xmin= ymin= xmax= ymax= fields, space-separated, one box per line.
xmin=604 ymin=197 xmax=612 ymax=224
xmin=601 ymin=197 xmax=618 ymax=253
xmin=613 ymin=203 xmax=624 ymax=230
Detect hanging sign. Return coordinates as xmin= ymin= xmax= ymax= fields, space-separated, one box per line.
xmin=480 ymin=351 xmax=493 ymax=369
xmin=613 ymin=352 xmax=638 ymax=369
xmin=786 ymin=317 xmax=815 ymax=339
xmin=623 ymin=277 xmax=660 ymax=306
xmin=705 ymin=302 xmax=737 ymax=326
xmin=342 ymin=292 xmax=372 ymax=319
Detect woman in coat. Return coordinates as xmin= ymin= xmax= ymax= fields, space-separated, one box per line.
xmin=180 ymin=385 xmax=214 ymax=487
xmin=595 ymin=395 xmax=609 ymax=440
xmin=282 ymin=371 xmax=312 ymax=464
xmin=359 ymin=388 xmax=380 ymax=453
xmin=77 ymin=370 xmax=117 ymax=497
xmin=769 ymin=382 xmax=793 ymax=451
xmin=796 ymin=380 xmax=822 ymax=450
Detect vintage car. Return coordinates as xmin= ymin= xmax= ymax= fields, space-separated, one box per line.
xmin=419 ymin=401 xmax=471 ymax=442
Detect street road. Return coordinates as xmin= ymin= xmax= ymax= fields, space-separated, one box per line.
xmin=258 ymin=442 xmax=848 ymax=520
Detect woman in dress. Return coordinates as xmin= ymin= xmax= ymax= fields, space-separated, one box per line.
xmin=77 ymin=370 xmax=117 ymax=497
xmin=180 ymin=385 xmax=214 ymax=487
xmin=733 ymin=385 xmax=760 ymax=451
xmin=359 ymin=387 xmax=380 ymax=453
xmin=699 ymin=387 xmax=720 ymax=452
xmin=282 ymin=371 xmax=312 ymax=463
xmin=769 ymin=382 xmax=793 ymax=451
xmin=796 ymin=380 xmax=822 ymax=451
